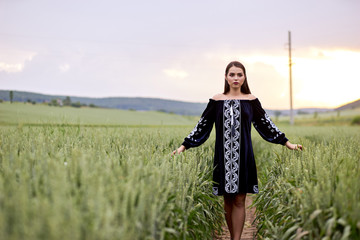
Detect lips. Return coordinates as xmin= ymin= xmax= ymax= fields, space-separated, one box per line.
xmin=234 ymin=82 xmax=239 ymax=85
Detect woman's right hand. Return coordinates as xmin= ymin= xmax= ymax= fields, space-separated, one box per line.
xmin=171 ymin=145 xmax=186 ymax=156
xmin=285 ymin=141 xmax=303 ymax=151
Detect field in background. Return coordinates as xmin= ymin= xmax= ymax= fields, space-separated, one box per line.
xmin=277 ymin=107 xmax=360 ymax=126
xmin=1 ymin=101 xmax=359 ymax=127
xmin=1 ymin=102 xmax=359 ymax=239
xmin=0 ymin=102 xmax=198 ymax=126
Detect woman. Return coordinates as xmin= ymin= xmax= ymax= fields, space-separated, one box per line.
xmin=172 ymin=61 xmax=302 ymax=240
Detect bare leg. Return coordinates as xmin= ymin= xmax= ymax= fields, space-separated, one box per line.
xmin=223 ymin=194 xmax=234 ymax=239
xmin=232 ymin=193 xmax=246 ymax=240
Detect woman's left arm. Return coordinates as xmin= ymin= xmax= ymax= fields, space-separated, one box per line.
xmin=252 ymin=99 xmax=303 ymax=150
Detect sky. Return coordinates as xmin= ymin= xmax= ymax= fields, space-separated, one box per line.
xmin=1 ymin=0 xmax=359 ymax=109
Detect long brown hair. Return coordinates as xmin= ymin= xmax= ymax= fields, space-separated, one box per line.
xmin=223 ymin=61 xmax=251 ymax=94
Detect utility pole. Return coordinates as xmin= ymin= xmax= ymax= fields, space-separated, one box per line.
xmin=288 ymin=31 xmax=294 ymax=125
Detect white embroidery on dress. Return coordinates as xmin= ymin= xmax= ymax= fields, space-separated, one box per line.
xmin=264 ymin=113 xmax=281 ymax=132
xmin=263 ymin=113 xmax=282 ymax=139
xmin=223 ymin=100 xmax=241 ymax=193
xmin=187 ymin=117 xmax=205 ymax=141
xmin=253 ymin=185 xmax=258 ymax=193
xmin=213 ymin=187 xmax=218 ymax=195
xmin=257 ymin=113 xmax=283 ymax=140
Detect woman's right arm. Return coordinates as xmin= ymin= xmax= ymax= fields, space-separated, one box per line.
xmin=172 ymin=99 xmax=216 ymax=156
xmin=172 ymin=145 xmax=186 ymax=155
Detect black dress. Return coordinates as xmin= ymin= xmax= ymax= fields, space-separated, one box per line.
xmin=182 ymin=98 xmax=288 ymax=196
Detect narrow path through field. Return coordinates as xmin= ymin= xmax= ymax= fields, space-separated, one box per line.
xmin=213 ymin=195 xmax=257 ymax=240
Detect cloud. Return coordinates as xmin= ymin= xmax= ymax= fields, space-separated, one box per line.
xmin=0 ymin=51 xmax=37 ymax=73
xmin=59 ymin=63 xmax=70 ymax=72
xmin=0 ymin=62 xmax=24 ymax=73
xmin=163 ymin=68 xmax=188 ymax=79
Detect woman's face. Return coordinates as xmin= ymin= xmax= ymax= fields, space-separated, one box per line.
xmin=225 ymin=66 xmax=245 ymax=90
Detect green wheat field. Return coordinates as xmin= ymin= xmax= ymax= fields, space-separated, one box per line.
xmin=1 ymin=102 xmax=359 ymax=239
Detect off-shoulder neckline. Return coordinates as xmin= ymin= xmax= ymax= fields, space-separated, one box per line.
xmin=209 ymin=98 xmax=258 ymax=102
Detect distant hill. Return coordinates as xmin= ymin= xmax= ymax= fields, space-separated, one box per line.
xmin=0 ymin=90 xmax=207 ymax=115
xmin=335 ymin=99 xmax=360 ymax=111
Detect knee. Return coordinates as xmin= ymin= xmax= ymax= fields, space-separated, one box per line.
xmin=233 ymin=194 xmax=246 ymax=208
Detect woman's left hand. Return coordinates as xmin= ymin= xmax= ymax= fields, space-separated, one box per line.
xmin=285 ymin=141 xmax=303 ymax=151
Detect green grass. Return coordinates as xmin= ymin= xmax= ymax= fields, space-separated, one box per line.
xmin=252 ymin=126 xmax=360 ymax=239
xmin=1 ymin=102 xmax=360 ymax=239
xmin=0 ymin=125 xmax=223 ymax=240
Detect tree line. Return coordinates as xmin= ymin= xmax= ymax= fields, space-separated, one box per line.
xmin=3 ymin=91 xmax=97 ymax=108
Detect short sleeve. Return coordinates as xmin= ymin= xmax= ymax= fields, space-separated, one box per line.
xmin=182 ymin=99 xmax=216 ymax=149
xmin=251 ymin=99 xmax=288 ymax=145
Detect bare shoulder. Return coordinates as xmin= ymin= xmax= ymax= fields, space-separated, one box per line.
xmin=211 ymin=93 xmax=225 ymax=100
xmin=247 ymin=94 xmax=257 ymax=100
xmin=211 ymin=93 xmax=257 ymax=100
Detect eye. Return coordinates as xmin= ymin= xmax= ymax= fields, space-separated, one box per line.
xmin=229 ymin=73 xmax=235 ymax=77
xmin=237 ymin=73 xmax=243 ymax=77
